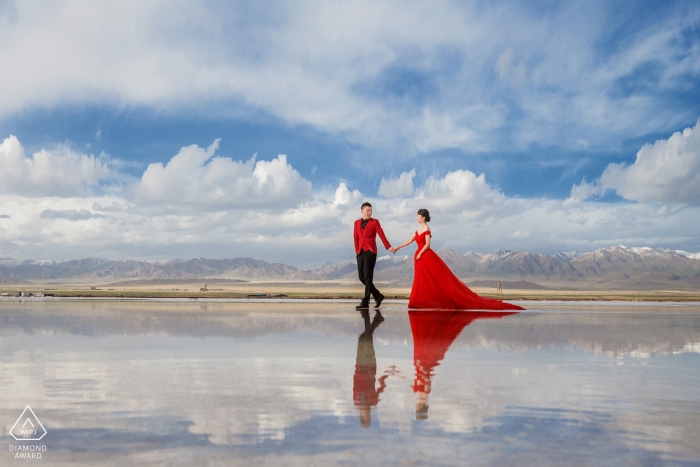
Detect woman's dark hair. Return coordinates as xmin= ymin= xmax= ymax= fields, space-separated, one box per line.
xmin=417 ymin=208 xmax=431 ymax=222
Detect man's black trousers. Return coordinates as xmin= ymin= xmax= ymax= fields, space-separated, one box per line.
xmin=357 ymin=249 xmax=381 ymax=302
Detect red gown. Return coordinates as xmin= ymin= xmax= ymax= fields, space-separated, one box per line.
xmin=408 ymin=231 xmax=524 ymax=310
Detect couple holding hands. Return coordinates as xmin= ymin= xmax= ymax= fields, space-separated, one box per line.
xmin=353 ymin=202 xmax=523 ymax=311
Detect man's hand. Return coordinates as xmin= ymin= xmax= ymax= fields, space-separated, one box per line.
xmin=388 ymin=247 xmax=396 ymax=254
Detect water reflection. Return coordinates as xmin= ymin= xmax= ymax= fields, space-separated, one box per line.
xmin=353 ymin=310 xmax=387 ymax=427
xmin=0 ymin=301 xmax=699 ymax=465
xmin=409 ymin=311 xmax=518 ymax=420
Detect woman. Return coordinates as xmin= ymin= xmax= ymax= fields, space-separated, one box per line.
xmin=393 ymin=209 xmax=524 ymax=310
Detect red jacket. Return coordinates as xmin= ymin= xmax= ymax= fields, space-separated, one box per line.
xmin=354 ymin=218 xmax=391 ymax=254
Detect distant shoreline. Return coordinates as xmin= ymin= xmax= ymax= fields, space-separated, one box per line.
xmin=2 ymin=288 xmax=700 ymax=302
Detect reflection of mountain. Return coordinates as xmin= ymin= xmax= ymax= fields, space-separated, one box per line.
xmin=1 ymin=302 xmax=698 ymax=356
xmin=2 ymin=245 xmax=699 ymax=287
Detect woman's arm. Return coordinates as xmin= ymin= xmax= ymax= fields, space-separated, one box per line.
xmin=393 ymin=234 xmax=416 ymax=252
xmin=416 ymin=234 xmax=431 ymax=260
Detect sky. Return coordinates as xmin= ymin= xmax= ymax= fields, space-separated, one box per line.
xmin=1 ymin=0 xmax=700 ymax=267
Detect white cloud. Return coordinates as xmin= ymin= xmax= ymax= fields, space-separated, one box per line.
xmin=0 ymin=1 xmax=698 ymax=155
xmin=378 ymin=170 xmax=415 ymax=198
xmin=0 ymin=135 xmax=111 ymax=197
xmin=1 ymin=135 xmax=700 ymax=264
xmin=419 ymin=170 xmax=505 ymax=210
xmin=130 ymin=140 xmax=312 ymax=210
xmin=512 ymin=230 xmax=530 ymax=238
xmin=332 ymin=183 xmax=363 ymax=207
xmin=414 ymin=109 xmax=484 ymax=153
xmin=570 ymin=119 xmax=700 ymax=204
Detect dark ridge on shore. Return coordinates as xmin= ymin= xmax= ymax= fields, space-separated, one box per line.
xmin=107 ymin=278 xmax=248 ymax=286
xmin=469 ymin=280 xmax=549 ymax=290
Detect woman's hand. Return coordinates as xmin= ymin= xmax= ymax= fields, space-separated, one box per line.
xmin=416 ymin=253 xmax=421 ymax=260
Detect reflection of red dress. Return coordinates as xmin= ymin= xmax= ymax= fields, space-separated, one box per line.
xmin=408 ymin=231 xmax=524 ymax=310
xmin=410 ymin=310 xmax=517 ymax=393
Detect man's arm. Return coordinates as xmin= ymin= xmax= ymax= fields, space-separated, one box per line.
xmin=353 ymin=221 xmax=360 ymax=253
xmin=374 ymin=220 xmax=392 ymax=250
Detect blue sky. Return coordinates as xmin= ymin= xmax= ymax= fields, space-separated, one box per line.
xmin=0 ymin=0 xmax=699 ymax=265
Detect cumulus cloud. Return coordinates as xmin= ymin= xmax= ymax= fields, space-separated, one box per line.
xmin=332 ymin=183 xmax=363 ymax=207
xmin=2 ymin=177 xmax=700 ymax=265
xmin=570 ymin=119 xmax=700 ymax=204
xmin=130 ymin=140 xmax=312 ymax=210
xmin=378 ymin=170 xmax=415 ymax=198
xmin=419 ymin=170 xmax=505 ymax=210
xmin=1 ymin=136 xmax=700 ymax=264
xmin=0 ymin=135 xmax=111 ymax=197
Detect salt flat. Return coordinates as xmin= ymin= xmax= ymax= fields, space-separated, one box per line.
xmin=1 ymin=300 xmax=699 ymax=466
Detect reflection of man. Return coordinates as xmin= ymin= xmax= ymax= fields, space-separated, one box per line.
xmin=353 ymin=310 xmax=387 ymax=427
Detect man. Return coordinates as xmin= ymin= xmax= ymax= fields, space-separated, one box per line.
xmin=353 ymin=202 xmax=394 ymax=309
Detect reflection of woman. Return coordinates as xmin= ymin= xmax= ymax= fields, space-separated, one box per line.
xmin=394 ymin=209 xmax=524 ymax=310
xmin=353 ymin=310 xmax=387 ymax=428
xmin=410 ymin=310 xmax=517 ymax=419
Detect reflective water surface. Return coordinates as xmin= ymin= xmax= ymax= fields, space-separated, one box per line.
xmin=1 ymin=299 xmax=699 ymax=466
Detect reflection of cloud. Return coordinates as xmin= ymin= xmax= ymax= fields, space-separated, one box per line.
xmin=1 ymin=303 xmax=699 ymax=462
xmin=674 ymin=342 xmax=700 ymax=354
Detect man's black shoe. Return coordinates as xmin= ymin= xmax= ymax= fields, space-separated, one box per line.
xmin=374 ymin=294 xmax=385 ymax=308
xmin=356 ymin=301 xmax=370 ymax=310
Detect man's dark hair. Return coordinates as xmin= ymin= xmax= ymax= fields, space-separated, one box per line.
xmin=361 ymin=202 xmax=372 ymax=209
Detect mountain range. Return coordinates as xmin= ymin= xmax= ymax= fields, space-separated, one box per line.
xmin=1 ymin=245 xmax=699 ymax=289
xmin=306 ymin=245 xmax=700 ymax=288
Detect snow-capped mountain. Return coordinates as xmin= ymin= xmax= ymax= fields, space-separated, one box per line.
xmin=311 ymin=245 xmax=700 ymax=287
xmin=1 ymin=245 xmax=699 ymax=287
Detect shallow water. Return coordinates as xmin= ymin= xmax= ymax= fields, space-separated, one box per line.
xmin=1 ymin=299 xmax=699 ymax=466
